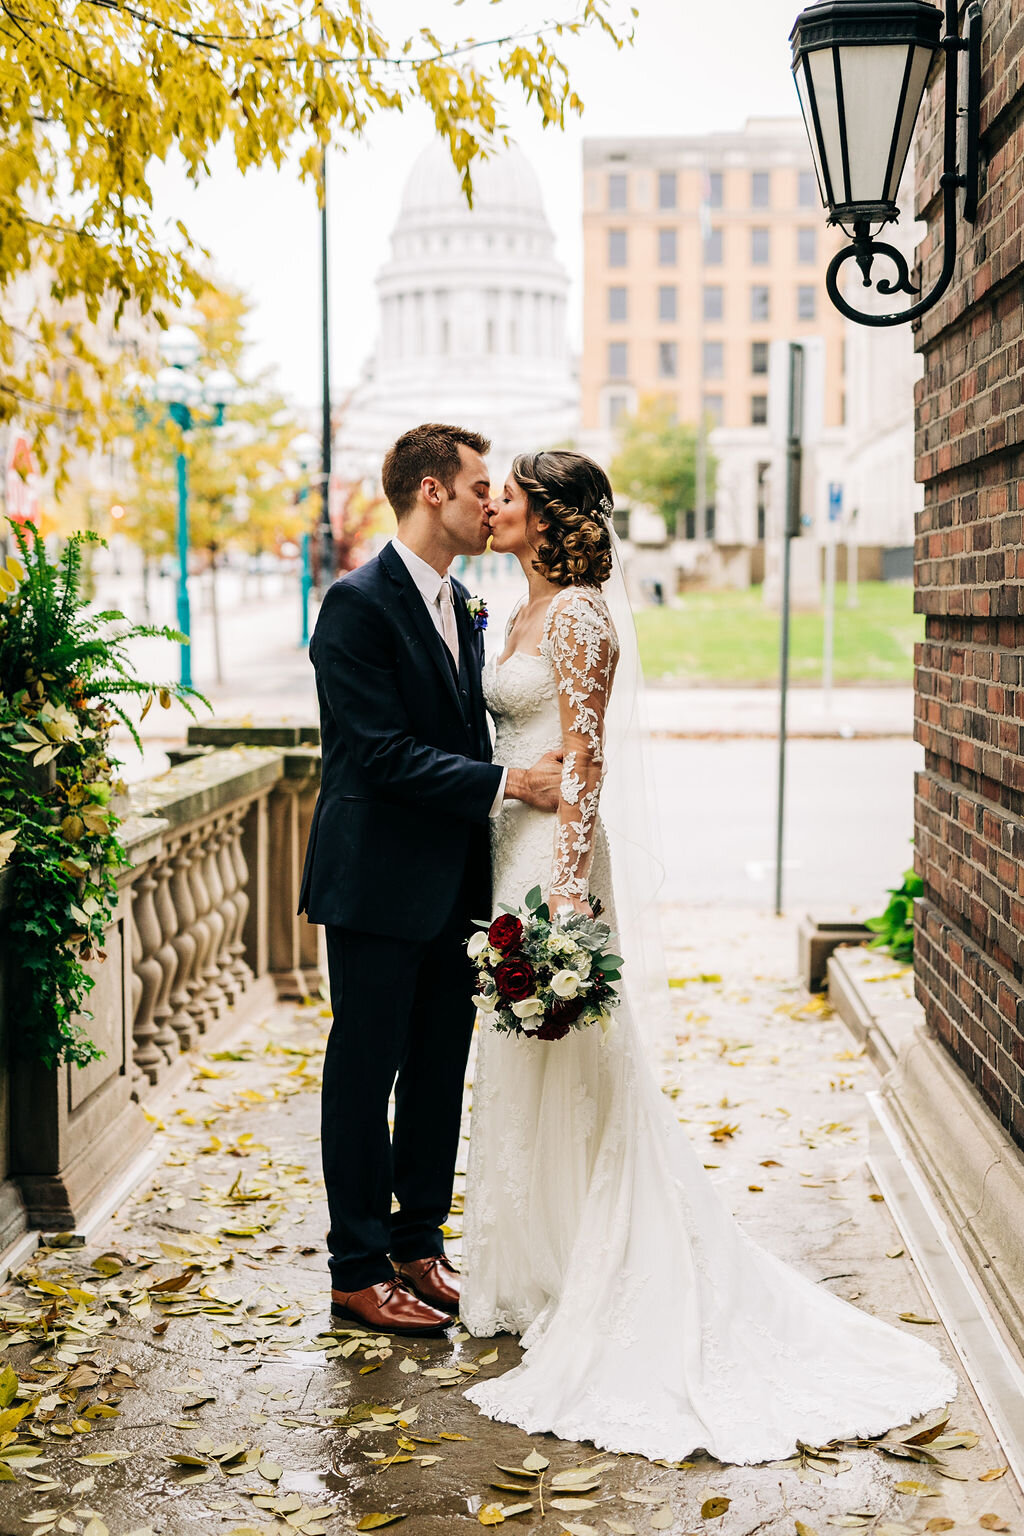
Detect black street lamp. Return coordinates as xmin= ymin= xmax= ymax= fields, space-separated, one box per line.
xmin=790 ymin=0 xmax=981 ymax=326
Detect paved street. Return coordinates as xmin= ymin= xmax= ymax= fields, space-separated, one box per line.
xmin=109 ymin=576 xmax=917 ymax=921
xmin=0 ymin=908 xmax=1017 ymax=1535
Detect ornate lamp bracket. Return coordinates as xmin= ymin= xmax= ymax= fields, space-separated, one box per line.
xmin=826 ymin=0 xmax=982 ymax=328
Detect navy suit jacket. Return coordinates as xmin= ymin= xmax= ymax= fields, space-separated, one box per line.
xmin=298 ymin=542 xmax=503 ymax=940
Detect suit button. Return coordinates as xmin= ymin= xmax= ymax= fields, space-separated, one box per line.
xmin=460 ymin=689 xmax=468 ymax=699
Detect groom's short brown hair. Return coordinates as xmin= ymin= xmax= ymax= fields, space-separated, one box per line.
xmin=382 ymin=423 xmax=491 ymax=518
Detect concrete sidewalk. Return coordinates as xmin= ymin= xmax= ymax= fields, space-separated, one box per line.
xmin=0 ymin=907 xmax=1017 ymax=1535
xmin=645 ymin=686 xmax=914 ymax=740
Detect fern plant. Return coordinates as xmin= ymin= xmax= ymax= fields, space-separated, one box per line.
xmin=0 ymin=520 xmax=207 ymax=1067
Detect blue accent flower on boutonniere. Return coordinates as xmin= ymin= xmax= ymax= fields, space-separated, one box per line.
xmin=466 ymin=596 xmax=488 ymax=633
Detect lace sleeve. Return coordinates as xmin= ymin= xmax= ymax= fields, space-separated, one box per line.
xmin=543 ymin=589 xmax=619 ymax=902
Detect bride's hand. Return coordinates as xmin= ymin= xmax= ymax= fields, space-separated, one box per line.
xmin=548 ymin=893 xmax=593 ymax=919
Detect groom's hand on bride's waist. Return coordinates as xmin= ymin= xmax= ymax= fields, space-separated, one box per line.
xmin=505 ymin=750 xmax=563 ymax=812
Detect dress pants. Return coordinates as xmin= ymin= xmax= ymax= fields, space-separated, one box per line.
xmin=321 ymin=889 xmax=478 ymax=1293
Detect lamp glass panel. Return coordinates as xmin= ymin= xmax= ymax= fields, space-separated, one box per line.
xmin=835 ymin=43 xmax=913 ymax=203
xmin=886 ymin=44 xmax=933 ymax=201
xmin=794 ymin=67 xmax=825 ymax=197
xmin=802 ymin=51 xmax=844 ymax=203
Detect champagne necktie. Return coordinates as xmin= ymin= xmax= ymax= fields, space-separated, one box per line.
xmin=438 ymin=578 xmax=460 ymax=672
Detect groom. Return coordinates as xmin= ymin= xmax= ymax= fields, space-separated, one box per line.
xmin=299 ymin=423 xmax=561 ymax=1335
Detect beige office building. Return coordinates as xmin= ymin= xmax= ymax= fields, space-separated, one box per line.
xmin=581 ymin=118 xmax=848 ymax=549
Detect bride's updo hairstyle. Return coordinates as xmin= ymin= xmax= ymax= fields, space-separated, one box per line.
xmin=511 ymin=450 xmax=614 ymax=588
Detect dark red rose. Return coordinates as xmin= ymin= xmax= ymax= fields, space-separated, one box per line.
xmin=488 ymin=914 xmax=524 ymax=954
xmin=529 ymin=1016 xmax=572 ymax=1041
xmin=527 ymin=997 xmax=583 ymax=1042
xmin=549 ymin=996 xmax=586 ymax=1028
xmin=494 ymin=956 xmax=535 ymax=1001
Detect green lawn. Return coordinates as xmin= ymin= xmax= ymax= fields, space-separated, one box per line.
xmin=635 ymin=583 xmax=921 ymax=685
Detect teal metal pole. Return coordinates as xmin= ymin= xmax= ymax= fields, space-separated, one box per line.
xmin=175 ymin=446 xmax=192 ymax=688
xmin=300 ymin=530 xmax=312 ymax=648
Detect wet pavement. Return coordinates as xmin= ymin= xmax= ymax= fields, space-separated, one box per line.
xmin=0 ymin=908 xmax=1020 ymax=1536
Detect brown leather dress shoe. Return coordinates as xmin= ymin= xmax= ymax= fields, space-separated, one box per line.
xmin=330 ymin=1277 xmax=450 ymax=1335
xmin=394 ymin=1255 xmax=460 ymax=1314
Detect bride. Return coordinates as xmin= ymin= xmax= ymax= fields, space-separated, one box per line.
xmin=460 ymin=448 xmax=956 ymax=1465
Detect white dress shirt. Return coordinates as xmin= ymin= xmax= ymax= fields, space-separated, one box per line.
xmin=391 ymin=537 xmax=507 ymax=816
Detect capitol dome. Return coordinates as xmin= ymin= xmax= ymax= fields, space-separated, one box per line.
xmin=337 ymin=140 xmax=578 ymax=486
xmin=398 ymin=139 xmax=549 ymax=228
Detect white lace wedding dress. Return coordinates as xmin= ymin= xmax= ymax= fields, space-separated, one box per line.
xmin=461 ymin=585 xmax=956 ymax=1465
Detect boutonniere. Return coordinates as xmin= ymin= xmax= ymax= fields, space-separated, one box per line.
xmin=465 ymin=596 xmax=488 ymax=633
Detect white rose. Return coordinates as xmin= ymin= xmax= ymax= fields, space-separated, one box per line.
xmin=473 ymin=992 xmax=497 ymax=1013
xmin=551 ymin=969 xmax=581 ymax=999
xmin=511 ymin=997 xmax=544 ymax=1018
xmin=467 ymin=930 xmax=490 ymax=959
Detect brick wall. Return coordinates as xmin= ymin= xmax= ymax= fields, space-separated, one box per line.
xmin=913 ymin=0 xmax=1024 ymax=1148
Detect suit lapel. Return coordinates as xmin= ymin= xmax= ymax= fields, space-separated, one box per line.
xmin=452 ymin=584 xmax=489 ymax=753
xmin=380 ymin=543 xmax=466 ymax=722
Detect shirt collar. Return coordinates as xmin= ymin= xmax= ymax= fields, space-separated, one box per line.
xmin=391 ymin=536 xmax=449 ymax=606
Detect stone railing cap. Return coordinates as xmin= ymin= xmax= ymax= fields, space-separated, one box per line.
xmin=187 ymin=721 xmax=320 ymax=749
xmin=128 ymin=746 xmax=284 ymax=830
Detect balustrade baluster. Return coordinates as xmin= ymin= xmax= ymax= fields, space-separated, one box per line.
xmin=227 ymin=806 xmax=254 ymax=991
xmin=131 ymin=863 xmax=164 ymax=1084
xmin=194 ymin=823 xmax=228 ymax=1018
xmin=168 ymin=839 xmax=206 ymax=1042
xmin=186 ymin=830 xmax=221 ymax=1029
xmin=210 ymin=818 xmax=240 ymax=1005
xmin=150 ymin=853 xmax=185 ymax=1059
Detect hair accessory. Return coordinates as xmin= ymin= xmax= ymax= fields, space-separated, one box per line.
xmin=598 ymin=495 xmax=614 ymax=518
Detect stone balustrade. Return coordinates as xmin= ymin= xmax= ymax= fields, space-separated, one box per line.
xmin=0 ymin=727 xmax=323 ymax=1249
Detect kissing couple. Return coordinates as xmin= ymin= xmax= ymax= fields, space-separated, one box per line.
xmin=299 ymin=423 xmax=955 ymax=1464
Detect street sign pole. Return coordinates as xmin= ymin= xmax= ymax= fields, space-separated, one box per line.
xmin=775 ymin=343 xmax=804 ymax=918
xmin=824 ymin=481 xmax=843 ymax=707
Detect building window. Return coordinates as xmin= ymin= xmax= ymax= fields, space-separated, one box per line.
xmin=658 ymin=171 xmax=677 ymax=210
xmin=707 ymin=171 xmax=723 ymax=208
xmin=705 ymin=503 xmax=716 ymax=540
xmin=752 ymin=171 xmax=771 ymax=207
xmin=751 ymin=340 xmax=769 ymax=375
xmin=702 ymin=393 xmax=724 ymax=427
xmin=608 ymin=286 xmax=628 ymax=322
xmin=608 ymin=228 xmax=627 ymax=267
xmin=751 ymin=394 xmax=769 ymax=426
xmin=798 ymin=227 xmax=816 ymax=264
xmin=658 ymin=284 xmax=677 ymax=322
xmin=798 ymin=170 xmax=817 ymax=207
xmin=704 ymin=227 xmax=724 ymax=264
xmin=703 ymin=284 xmax=724 ymax=322
xmin=608 ymin=341 xmax=628 ymax=378
xmin=658 ymin=228 xmax=678 ymax=266
xmin=608 ymin=394 xmax=629 ymax=428
xmin=608 ymin=172 xmax=628 ymax=210
xmin=702 ymin=340 xmax=724 ymax=378
xmin=751 ymin=227 xmax=771 ymax=265
xmin=797 ymin=284 xmax=817 ymax=320
xmin=756 ymin=461 xmax=770 ymax=540
xmin=751 ymin=285 xmax=771 ymax=321
xmin=486 ymin=318 xmax=496 ymax=354
xmin=658 ymin=341 xmax=678 ymax=379
xmin=684 ymin=510 xmax=697 ymax=540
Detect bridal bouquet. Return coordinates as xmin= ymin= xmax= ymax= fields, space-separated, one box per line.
xmin=468 ymin=886 xmax=623 ymax=1041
